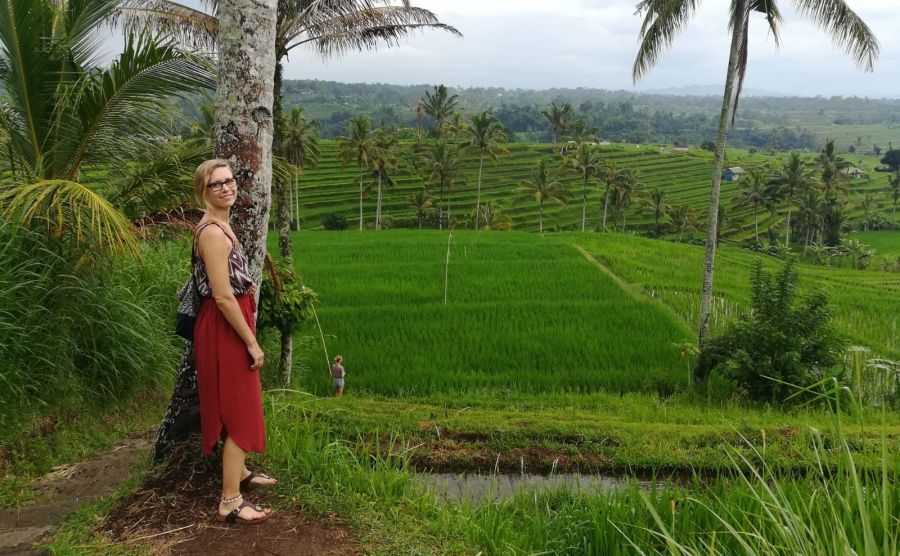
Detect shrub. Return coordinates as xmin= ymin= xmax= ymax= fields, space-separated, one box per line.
xmin=695 ymin=260 xmax=846 ymax=403
xmin=322 ymin=212 xmax=348 ymax=230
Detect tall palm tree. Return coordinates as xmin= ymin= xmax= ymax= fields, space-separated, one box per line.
xmin=797 ymin=190 xmax=825 ymax=251
xmin=563 ymin=143 xmax=600 ymax=232
xmin=858 ymin=192 xmax=881 ymax=231
xmin=610 ymin=168 xmax=643 ymax=233
xmin=419 ymin=141 xmax=463 ymax=229
xmin=281 ymin=106 xmax=320 ymax=233
xmin=773 ymin=152 xmax=818 ymax=245
xmin=568 ymin=118 xmax=598 ymax=145
xmin=640 ymin=186 xmax=672 ymax=237
xmin=887 ymin=170 xmax=900 ymax=216
xmin=514 ymin=160 xmax=570 ymax=233
xmin=409 ymin=188 xmax=433 ymax=229
xmin=0 ymin=0 xmax=214 ymax=255
xmin=337 ymin=116 xmax=375 ymax=231
xmin=215 ymin=0 xmax=277 ymax=282
xmin=732 ymin=168 xmax=768 ymax=244
xmin=368 ymin=127 xmax=400 ymax=231
xmin=541 ymin=102 xmax=574 ymax=147
xmin=463 ymin=112 xmax=508 ymax=229
xmin=632 ymin=0 xmax=879 ymax=344
xmin=598 ymin=159 xmax=617 ymax=232
xmin=668 ymin=204 xmax=701 ymax=243
xmin=421 ymin=84 xmax=460 ymax=138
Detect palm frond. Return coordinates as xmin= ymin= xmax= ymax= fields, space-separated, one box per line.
xmin=1 ymin=179 xmax=138 ymax=253
xmin=114 ymin=0 xmax=219 ymax=49
xmin=792 ymin=0 xmax=879 ymax=71
xmin=633 ymin=0 xmax=702 ymax=82
xmin=63 ymin=33 xmax=215 ymax=178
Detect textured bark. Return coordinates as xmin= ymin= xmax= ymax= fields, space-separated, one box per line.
xmin=474 ymin=156 xmax=484 ymax=229
xmin=698 ymin=0 xmax=746 ymax=346
xmin=214 ymin=0 xmax=277 ymax=291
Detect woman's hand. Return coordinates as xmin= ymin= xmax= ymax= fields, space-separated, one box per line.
xmin=247 ymin=342 xmax=264 ymax=370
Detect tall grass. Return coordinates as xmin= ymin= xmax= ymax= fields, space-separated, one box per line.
xmin=263 ymin=390 xmax=899 ymax=555
xmin=0 ymin=222 xmax=185 ymax=428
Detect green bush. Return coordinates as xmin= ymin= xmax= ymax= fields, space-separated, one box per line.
xmin=322 ymin=212 xmax=349 ymax=230
xmin=695 ymin=260 xmax=847 ymax=403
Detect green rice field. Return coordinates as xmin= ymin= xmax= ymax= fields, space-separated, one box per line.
xmin=285 ymin=230 xmax=899 ymax=398
xmin=296 ymin=142 xmax=895 ymax=236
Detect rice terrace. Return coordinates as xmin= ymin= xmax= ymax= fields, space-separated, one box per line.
xmin=2 ymin=0 xmax=900 ymax=555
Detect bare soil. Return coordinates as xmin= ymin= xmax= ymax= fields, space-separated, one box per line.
xmin=99 ymin=441 xmax=358 ymax=555
xmin=1 ymin=434 xmax=358 ymax=556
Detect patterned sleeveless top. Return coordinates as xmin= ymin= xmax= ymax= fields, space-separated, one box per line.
xmin=192 ymin=221 xmax=255 ymax=297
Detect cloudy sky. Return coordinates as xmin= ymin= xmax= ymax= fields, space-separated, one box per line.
xmin=275 ymin=0 xmax=897 ymax=98
xmin=148 ymin=1 xmax=898 ymax=98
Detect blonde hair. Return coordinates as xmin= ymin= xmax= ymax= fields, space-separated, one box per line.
xmin=193 ymin=159 xmax=232 ymax=209
xmin=334 ymin=355 xmax=343 ymax=363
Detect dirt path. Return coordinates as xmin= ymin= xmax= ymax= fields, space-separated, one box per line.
xmin=0 ymin=431 xmax=155 ymax=555
xmin=0 ymin=433 xmax=358 ymax=555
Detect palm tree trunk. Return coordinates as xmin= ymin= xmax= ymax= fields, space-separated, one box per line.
xmin=679 ymin=223 xmax=685 ymax=242
xmin=474 ymin=154 xmax=484 ymax=229
xmin=539 ymin=199 xmax=544 ymax=233
xmin=753 ymin=205 xmax=759 ymax=244
xmin=785 ymin=201 xmax=793 ymax=244
xmin=215 ymin=0 xmax=276 ymax=288
xmin=375 ymin=174 xmax=383 ymax=231
xmin=698 ymin=0 xmax=746 ymax=346
xmin=581 ymin=175 xmax=588 ymax=232
xmin=358 ymin=168 xmax=364 ymax=231
xmin=602 ymin=184 xmax=611 ymax=232
xmin=292 ymin=172 xmax=300 ymax=231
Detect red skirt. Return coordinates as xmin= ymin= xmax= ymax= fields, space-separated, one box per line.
xmin=194 ymin=293 xmax=266 ymax=456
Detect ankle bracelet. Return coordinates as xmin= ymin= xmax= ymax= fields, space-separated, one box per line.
xmin=222 ymin=494 xmax=242 ymax=504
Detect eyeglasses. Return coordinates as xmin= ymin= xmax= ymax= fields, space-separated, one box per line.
xmin=207 ymin=177 xmax=237 ymax=192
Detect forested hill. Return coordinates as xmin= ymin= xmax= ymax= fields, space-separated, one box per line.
xmin=282 ymin=79 xmax=900 ymax=151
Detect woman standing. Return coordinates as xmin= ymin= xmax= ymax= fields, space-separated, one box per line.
xmin=331 ymin=355 xmax=345 ymax=397
xmin=192 ymin=159 xmax=276 ymax=524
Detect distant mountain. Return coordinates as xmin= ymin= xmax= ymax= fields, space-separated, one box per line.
xmin=638 ymin=84 xmax=788 ymax=98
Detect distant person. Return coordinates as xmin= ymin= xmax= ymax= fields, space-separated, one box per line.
xmin=331 ymin=355 xmax=345 ymax=397
xmin=192 ymin=159 xmax=276 ymax=525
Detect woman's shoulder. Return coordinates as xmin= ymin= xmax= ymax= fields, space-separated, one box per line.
xmin=196 ymin=221 xmax=233 ymax=254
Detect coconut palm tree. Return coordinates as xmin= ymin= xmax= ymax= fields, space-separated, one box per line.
xmin=887 ymin=170 xmax=900 ymax=216
xmin=409 ymin=188 xmax=433 ymax=229
xmin=479 ymin=200 xmax=513 ymax=231
xmin=610 ymin=168 xmax=643 ymax=233
xmin=773 ymin=152 xmax=818 ymax=245
xmin=598 ymin=159 xmax=617 ymax=232
xmin=640 ymin=186 xmax=672 ymax=237
xmin=281 ymin=106 xmax=320 ymax=232
xmin=514 ymin=160 xmax=570 ymax=233
xmin=668 ymin=204 xmax=701 ymax=243
xmin=368 ymin=127 xmax=401 ymax=231
xmin=797 ymin=190 xmax=825 ymax=251
xmin=463 ymin=112 xmax=508 ymax=229
xmin=419 ymin=140 xmax=463 ymax=229
xmin=568 ymin=118 xmax=598 ymax=145
xmin=0 ymin=1 xmax=214 ymax=256
xmin=541 ymin=102 xmax=574 ymax=147
xmin=563 ymin=143 xmax=601 ymax=232
xmin=732 ymin=168 xmax=768 ymax=244
xmin=337 ymin=116 xmax=376 ymax=231
xmin=858 ymin=192 xmax=881 ymax=231
xmin=632 ymin=0 xmax=879 ymax=344
xmin=421 ymin=84 xmax=460 ymax=138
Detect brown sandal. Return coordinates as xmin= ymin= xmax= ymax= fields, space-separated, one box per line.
xmin=240 ymin=470 xmax=277 ymax=490
xmin=216 ymin=500 xmax=272 ymax=524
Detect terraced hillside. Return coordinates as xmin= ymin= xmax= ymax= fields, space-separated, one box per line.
xmin=297 ymin=142 xmax=894 ymax=236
